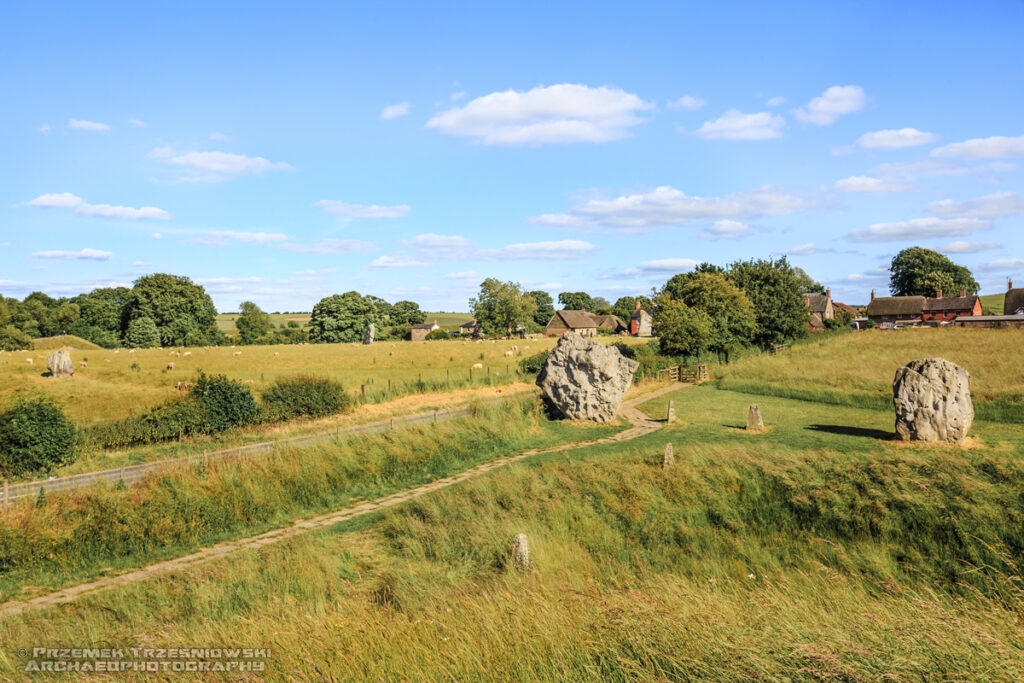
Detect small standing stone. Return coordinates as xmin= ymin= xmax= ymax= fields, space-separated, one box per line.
xmin=666 ymin=400 xmax=676 ymax=423
xmin=46 ymin=347 xmax=74 ymax=378
xmin=511 ymin=533 xmax=530 ymax=570
xmin=363 ymin=323 xmax=376 ymax=345
xmin=662 ymin=443 xmax=674 ymax=468
xmin=747 ymin=404 xmax=764 ymax=431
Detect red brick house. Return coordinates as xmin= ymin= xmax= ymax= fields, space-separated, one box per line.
xmin=922 ymin=289 xmax=982 ymax=322
xmin=630 ymin=301 xmax=653 ymax=336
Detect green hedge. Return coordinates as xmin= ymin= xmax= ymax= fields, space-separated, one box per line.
xmin=261 ymin=375 xmax=353 ymax=422
xmin=0 ymin=397 xmax=77 ymax=476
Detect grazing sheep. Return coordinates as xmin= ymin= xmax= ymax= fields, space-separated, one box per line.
xmin=129 ymin=349 xmax=136 ymax=354
xmin=104 ymin=359 xmax=111 ymax=363
xmin=183 ymin=351 xmax=191 ymax=357
xmin=233 ymin=351 xmax=242 ymax=357
xmin=503 ymin=350 xmax=514 ymax=357
xmin=512 ymin=345 xmax=518 ymax=351
xmin=113 ymin=349 xmax=120 ymax=354
xmin=169 ymin=351 xmax=176 ymax=356
xmin=26 ymin=358 xmax=33 ymax=365
xmin=273 ymin=352 xmax=279 ymax=357
xmin=175 ymin=381 xmax=192 ymax=391
xmin=79 ymin=361 xmax=88 ymax=368
xmin=167 ymin=362 xmax=175 ymax=370
xmin=472 ymin=363 xmax=483 ymax=369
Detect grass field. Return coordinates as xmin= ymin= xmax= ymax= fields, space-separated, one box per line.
xmin=714 ymin=327 xmax=1024 ymax=422
xmin=214 ymin=311 xmax=474 ymax=332
xmin=2 ymin=386 xmax=1021 ymax=679
xmin=980 ymin=292 xmax=1006 ymax=315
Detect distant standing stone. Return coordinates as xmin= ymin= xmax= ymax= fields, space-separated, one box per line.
xmin=667 ymin=400 xmax=676 ymax=423
xmin=363 ymin=323 xmax=375 ymax=345
xmin=46 ymin=347 xmax=74 ymax=378
xmin=662 ymin=443 xmax=674 ymax=468
xmin=511 ymin=533 xmax=530 ymax=570
xmin=747 ymin=404 xmax=764 ymax=431
xmin=893 ymin=358 xmax=973 ymax=443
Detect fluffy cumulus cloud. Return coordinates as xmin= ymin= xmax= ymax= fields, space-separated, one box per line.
xmin=701 ymin=219 xmax=752 ymax=240
xmin=848 ymin=217 xmax=990 ymax=242
xmin=529 ymin=185 xmax=810 ymax=229
xmin=367 ymin=255 xmax=430 ymax=269
xmin=870 ymin=160 xmax=972 ymax=179
xmin=484 ymin=240 xmax=597 ymax=260
xmin=857 ymin=127 xmax=935 ymax=149
xmin=785 ymin=243 xmax=833 ymax=255
xmin=187 ymin=231 xmax=290 ymax=247
xmin=426 ymin=83 xmax=653 ymax=145
xmin=24 ymin=193 xmax=170 ymax=220
xmin=150 ymin=147 xmax=293 ymax=183
xmin=279 ymin=238 xmax=377 ymax=254
xmin=68 ymin=118 xmax=111 ymax=132
xmin=31 ymin=248 xmax=113 ymax=261
xmin=393 ymin=234 xmax=597 ymax=262
xmin=794 ymin=85 xmax=866 ymax=125
xmin=977 ymin=257 xmax=1024 ymax=273
xmin=380 ymin=102 xmax=410 ymax=120
xmin=939 ymin=241 xmax=1002 ymax=254
xmin=695 ymin=110 xmax=784 ymax=140
xmin=314 ymin=200 xmax=411 ymax=219
xmin=932 ymin=134 xmax=1024 ymax=159
xmin=834 ymin=176 xmax=910 ymax=193
xmin=635 ymin=258 xmax=699 ymax=273
xmin=926 ymin=192 xmax=1024 ymax=219
xmin=667 ymin=95 xmax=706 ymax=111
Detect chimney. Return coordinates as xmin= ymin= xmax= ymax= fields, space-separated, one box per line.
xmin=1010 ymin=278 xmax=1014 ymax=291
xmin=635 ymin=300 xmax=641 ymax=310
xmin=870 ymin=289 xmax=875 ymax=301
xmin=960 ymin=288 xmax=966 ymax=298
xmin=433 ymin=318 xmax=437 ymax=324
xmin=936 ymin=289 xmax=943 ymax=299
xmin=826 ymin=288 xmax=831 ymax=300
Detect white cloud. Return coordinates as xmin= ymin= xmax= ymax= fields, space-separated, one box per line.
xmin=31 ymin=248 xmax=113 ymax=261
xmin=426 ymin=83 xmax=653 ymax=146
xmin=410 ymin=233 xmax=473 ymax=249
xmin=794 ymin=85 xmax=866 ymax=125
xmin=380 ymin=102 xmax=410 ymax=120
xmin=977 ymin=258 xmax=1024 ymax=273
xmin=932 ymin=134 xmax=1024 ymax=159
xmin=870 ymin=160 xmax=972 ymax=179
xmin=443 ymin=271 xmax=481 ymax=280
xmin=834 ymin=176 xmax=910 ymax=193
xmin=210 ymin=132 xmax=231 ymax=141
xmin=484 ymin=240 xmax=598 ymax=260
xmin=152 ymin=148 xmax=293 ymax=183
xmin=39 ymin=124 xmax=52 ymax=134
xmin=701 ymin=219 xmax=752 ymax=240
xmin=938 ymin=241 xmax=1001 ymax=254
xmin=279 ymin=238 xmax=376 ymax=254
xmin=667 ymin=95 xmax=706 ymax=111
xmin=127 ymin=118 xmax=146 ymax=128
xmin=68 ymin=118 xmax=111 ymax=132
xmin=367 ymin=255 xmax=430 ymax=269
xmin=857 ymin=128 xmax=935 ymax=149
xmin=635 ymin=258 xmax=699 ymax=272
xmin=24 ymin=192 xmax=170 ymax=220
xmin=766 ymin=96 xmax=786 ymax=107
xmin=926 ymin=192 xmax=1024 ymax=219
xmin=314 ymin=200 xmax=411 ymax=219
xmin=529 ymin=185 xmax=810 ymax=229
xmin=187 ymin=231 xmax=290 ymax=247
xmin=848 ymin=217 xmax=990 ymax=242
xmin=785 ymin=243 xmax=833 ymax=255
xmin=695 ymin=110 xmax=784 ymax=140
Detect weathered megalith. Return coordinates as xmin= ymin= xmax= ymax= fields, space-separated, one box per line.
xmin=537 ymin=333 xmax=639 ymax=422
xmin=363 ymin=323 xmax=375 ymax=345
xmin=667 ymin=400 xmax=676 ymax=423
xmin=662 ymin=443 xmax=674 ymax=468
xmin=893 ymin=358 xmax=973 ymax=443
xmin=747 ymin=404 xmax=764 ymax=431
xmin=46 ymin=347 xmax=74 ymax=378
xmin=511 ymin=533 xmax=530 ymax=570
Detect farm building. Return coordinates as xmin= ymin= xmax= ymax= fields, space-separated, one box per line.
xmin=1004 ymin=282 xmax=1024 ymax=315
xmin=954 ymin=315 xmax=1024 ymax=328
xmin=590 ymin=314 xmax=629 ymax=334
xmin=923 ymin=290 xmax=982 ymax=322
xmin=865 ymin=293 xmax=926 ymax=327
xmin=545 ymin=310 xmax=598 ymax=337
xmin=410 ymin=319 xmax=440 ymax=341
xmin=833 ymin=301 xmax=859 ymax=317
xmin=630 ymin=301 xmax=653 ymax=336
xmin=459 ymin=320 xmax=481 ymax=335
xmin=804 ymin=290 xmax=834 ymax=330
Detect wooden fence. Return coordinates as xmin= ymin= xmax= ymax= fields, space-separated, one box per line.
xmin=0 ymin=403 xmax=483 ymax=508
xmin=657 ymin=363 xmax=708 ymax=384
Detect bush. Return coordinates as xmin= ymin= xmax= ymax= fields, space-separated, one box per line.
xmin=518 ymin=350 xmax=550 ymax=375
xmin=425 ymin=328 xmax=449 ymax=340
xmin=0 ymin=397 xmax=77 ymax=477
xmin=192 ymin=372 xmax=259 ymax=432
xmin=0 ymin=325 xmax=34 ymax=351
xmin=610 ymin=342 xmax=637 ymax=359
xmin=261 ymin=376 xmax=353 ymax=422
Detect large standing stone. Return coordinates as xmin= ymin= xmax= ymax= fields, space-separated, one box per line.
xmin=46 ymin=347 xmax=74 ymax=378
xmin=662 ymin=443 xmax=674 ymax=468
xmin=536 ymin=333 xmax=639 ymax=422
xmin=511 ymin=533 xmax=530 ymax=570
xmin=893 ymin=358 xmax=973 ymax=443
xmin=363 ymin=323 xmax=375 ymax=345
xmin=747 ymin=404 xmax=764 ymax=431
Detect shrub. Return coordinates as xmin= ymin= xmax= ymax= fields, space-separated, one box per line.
xmin=518 ymin=351 xmax=550 ymax=375
xmin=124 ymin=316 xmax=160 ymax=348
xmin=192 ymin=371 xmax=259 ymax=432
xmin=261 ymin=376 xmax=353 ymax=422
xmin=425 ymin=328 xmax=449 ymax=341
xmin=0 ymin=397 xmax=77 ymax=477
xmin=0 ymin=325 xmax=34 ymax=351
xmin=610 ymin=341 xmax=637 ymax=359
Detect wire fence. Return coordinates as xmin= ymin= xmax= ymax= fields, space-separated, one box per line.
xmin=1 ymin=404 xmax=481 ymax=507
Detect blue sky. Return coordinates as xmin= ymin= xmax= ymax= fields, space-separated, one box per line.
xmin=3 ymin=1 xmax=1023 ymax=312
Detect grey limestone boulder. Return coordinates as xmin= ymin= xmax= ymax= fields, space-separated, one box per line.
xmin=46 ymin=347 xmax=74 ymax=378
xmin=363 ymin=323 xmax=375 ymax=345
xmin=537 ymin=333 xmax=638 ymax=422
xmin=893 ymin=358 xmax=973 ymax=443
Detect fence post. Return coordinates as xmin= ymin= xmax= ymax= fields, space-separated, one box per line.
xmin=2 ymin=479 xmax=7 ymax=510
xmin=387 ymin=379 xmax=391 ymax=392
xmin=361 ymin=384 xmax=365 ymax=396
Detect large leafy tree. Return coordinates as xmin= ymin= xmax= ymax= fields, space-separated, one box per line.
xmin=890 ymin=247 xmax=979 ymax=296
xmin=675 ymin=272 xmax=756 ymax=363
xmin=122 ymin=273 xmax=219 ymax=347
xmin=727 ymin=257 xmax=809 ymax=348
xmin=525 ymin=290 xmax=555 ymax=326
xmin=557 ymin=291 xmax=595 ymax=312
xmin=235 ymin=301 xmax=274 ymax=344
xmin=661 ymin=263 xmax=726 ymax=302
xmin=612 ymin=296 xmax=637 ymax=321
xmin=124 ymin=316 xmax=160 ymax=348
xmin=793 ymin=267 xmax=825 ymax=294
xmin=69 ymin=286 xmax=131 ymax=347
xmin=390 ymin=300 xmax=426 ymax=326
xmin=656 ymin=300 xmax=713 ymax=358
xmin=470 ymin=279 xmax=537 ymax=335
xmin=310 ymin=291 xmax=380 ymax=343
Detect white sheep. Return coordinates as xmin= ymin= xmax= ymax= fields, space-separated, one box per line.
xmin=503 ymin=350 xmax=514 ymax=357
xmin=167 ymin=362 xmax=175 ymax=370
xmin=472 ymin=363 xmax=483 ymax=369
xmin=233 ymin=351 xmax=242 ymax=357
xmin=26 ymin=358 xmax=33 ymax=365
xmin=183 ymin=351 xmax=191 ymax=357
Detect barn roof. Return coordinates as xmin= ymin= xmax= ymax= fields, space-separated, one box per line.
xmin=547 ymin=310 xmax=598 ymax=329
xmin=804 ymin=293 xmax=830 ymax=314
xmin=1004 ymin=289 xmax=1024 ymax=315
xmin=865 ymin=296 xmax=926 ymax=317
xmin=411 ymin=323 xmax=436 ymax=330
xmin=924 ymin=296 xmax=979 ymax=312
xmin=834 ymin=302 xmax=858 ymax=315
xmin=589 ymin=313 xmax=627 ymax=329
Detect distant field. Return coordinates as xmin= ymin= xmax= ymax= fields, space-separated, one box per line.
xmin=714 ymin=327 xmax=1024 ymax=421
xmin=980 ymin=292 xmax=1006 ymax=315
xmin=215 ymin=311 xmax=473 ymax=333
